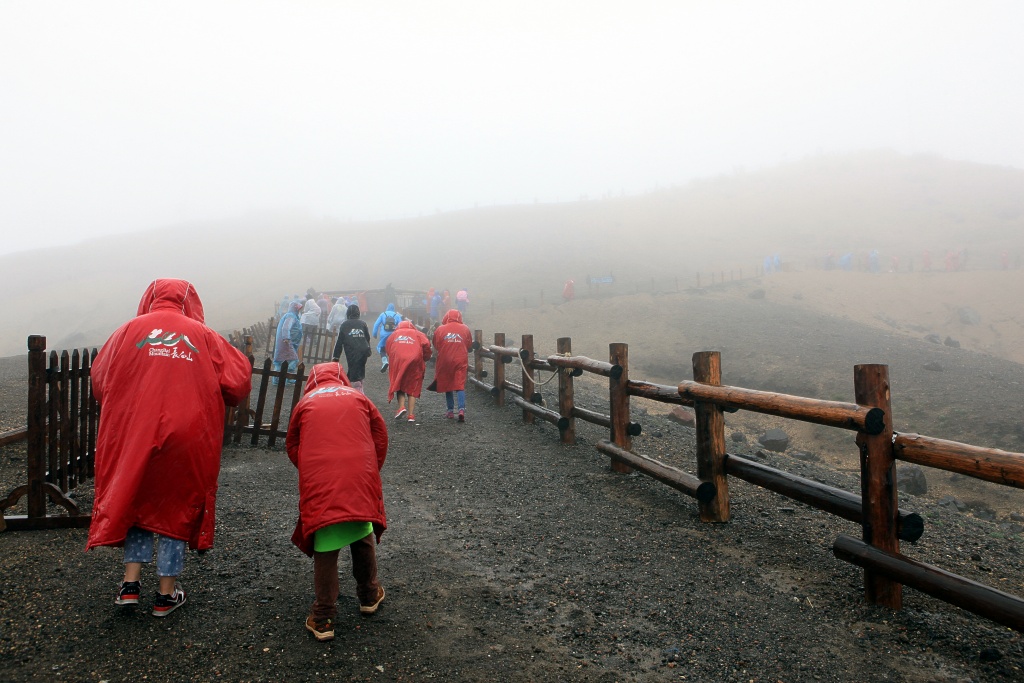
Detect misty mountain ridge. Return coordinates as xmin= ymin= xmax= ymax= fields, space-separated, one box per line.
xmin=2 ymin=150 xmax=1022 ymax=357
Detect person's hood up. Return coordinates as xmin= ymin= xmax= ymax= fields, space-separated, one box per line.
xmin=302 ymin=299 xmax=321 ymax=314
xmin=441 ymin=309 xmax=463 ymax=325
xmin=385 ymin=303 xmax=396 ymax=313
xmin=289 ymin=301 xmax=304 ymax=314
xmin=136 ymin=279 xmax=204 ymax=322
xmin=396 ymin=320 xmax=415 ymax=331
xmin=346 ymin=304 xmax=361 ymax=319
xmin=303 ymin=361 xmax=351 ymax=393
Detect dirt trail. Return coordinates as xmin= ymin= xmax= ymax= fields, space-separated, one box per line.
xmin=1 ymin=357 xmax=1023 ymax=682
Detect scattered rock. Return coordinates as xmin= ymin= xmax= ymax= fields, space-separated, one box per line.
xmin=979 ymin=647 xmax=1003 ymax=662
xmin=923 ymin=361 xmax=944 ymax=372
xmin=729 ymin=431 xmax=747 ymax=444
xmin=666 ymin=407 xmax=695 ymax=427
xmin=651 ymin=430 xmax=663 ymax=438
xmin=790 ymin=451 xmax=818 ymax=462
xmin=958 ymin=307 xmax=981 ymax=325
xmin=748 ymin=289 xmax=766 ymax=300
xmin=970 ymin=505 xmax=996 ymax=521
xmin=1010 ymin=511 xmax=1024 ymax=523
xmin=758 ymin=428 xmax=790 ymax=452
xmin=944 ymin=336 xmax=961 ymax=348
xmin=938 ymin=495 xmax=968 ymax=512
xmin=924 ymin=333 xmax=942 ymax=344
xmin=792 ymin=292 xmax=803 ymax=300
xmin=897 ymin=464 xmax=928 ymax=495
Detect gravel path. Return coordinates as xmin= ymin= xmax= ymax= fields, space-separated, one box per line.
xmin=1 ymin=306 xmax=1023 ymax=681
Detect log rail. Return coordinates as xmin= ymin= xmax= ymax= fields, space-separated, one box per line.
xmin=470 ymin=329 xmax=1024 ymax=632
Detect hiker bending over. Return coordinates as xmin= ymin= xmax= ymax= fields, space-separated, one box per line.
xmin=286 ymin=362 xmax=389 ymax=642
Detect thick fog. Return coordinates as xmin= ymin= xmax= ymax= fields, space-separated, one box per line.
xmin=2 ymin=1 xmax=1023 ymax=257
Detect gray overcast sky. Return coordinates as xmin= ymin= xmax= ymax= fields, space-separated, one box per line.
xmin=1 ymin=1 xmax=1022 ymax=256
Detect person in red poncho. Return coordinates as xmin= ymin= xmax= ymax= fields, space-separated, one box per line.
xmin=87 ymin=279 xmax=252 ymax=617
xmin=384 ymin=320 xmax=432 ymax=423
xmin=430 ymin=309 xmax=473 ymax=421
xmin=286 ymin=362 xmax=389 ymax=642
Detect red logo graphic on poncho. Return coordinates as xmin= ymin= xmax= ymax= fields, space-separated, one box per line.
xmin=136 ymin=329 xmax=199 ymax=362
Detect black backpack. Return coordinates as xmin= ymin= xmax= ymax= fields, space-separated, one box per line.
xmin=382 ymin=312 xmax=397 ymax=332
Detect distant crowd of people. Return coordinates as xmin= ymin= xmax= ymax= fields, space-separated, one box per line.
xmin=821 ymin=248 xmax=1020 ymax=273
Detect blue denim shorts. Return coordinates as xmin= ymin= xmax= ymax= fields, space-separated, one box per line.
xmin=123 ymin=527 xmax=186 ymax=577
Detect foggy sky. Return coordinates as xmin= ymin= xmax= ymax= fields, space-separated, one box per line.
xmin=2 ymin=1 xmax=1023 ymax=257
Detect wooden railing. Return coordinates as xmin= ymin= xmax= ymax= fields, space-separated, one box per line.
xmin=223 ymin=342 xmax=308 ymax=449
xmin=469 ymin=330 xmax=1024 ymax=632
xmin=1 ymin=336 xmax=97 ymax=530
xmin=1 ymin=330 xmax=310 ymax=532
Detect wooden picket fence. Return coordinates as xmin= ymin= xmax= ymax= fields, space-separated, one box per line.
xmin=0 ymin=336 xmax=98 ymax=530
xmin=1 ymin=332 xmax=316 ymax=532
xmin=469 ymin=330 xmax=1024 ymax=632
xmin=223 ymin=352 xmax=308 ymax=449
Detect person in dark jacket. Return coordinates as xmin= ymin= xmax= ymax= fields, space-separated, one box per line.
xmin=332 ymin=304 xmax=372 ymax=394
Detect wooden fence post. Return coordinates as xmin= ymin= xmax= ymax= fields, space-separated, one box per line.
xmin=609 ymin=343 xmax=632 ymax=473
xmin=26 ymin=336 xmax=47 ymax=519
xmin=693 ymin=351 xmax=729 ymax=522
xmin=854 ymin=363 xmax=901 ymax=608
xmin=521 ymin=334 xmax=535 ymax=424
xmin=493 ymin=333 xmax=506 ymax=407
xmin=557 ymin=337 xmax=575 ymax=445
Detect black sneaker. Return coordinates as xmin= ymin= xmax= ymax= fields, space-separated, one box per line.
xmin=152 ymin=584 xmax=186 ymax=617
xmin=115 ymin=580 xmax=141 ymax=606
xmin=380 ymin=361 xmax=389 ymax=373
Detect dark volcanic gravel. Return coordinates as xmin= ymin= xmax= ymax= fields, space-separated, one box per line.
xmin=1 ymin=317 xmax=1023 ymax=681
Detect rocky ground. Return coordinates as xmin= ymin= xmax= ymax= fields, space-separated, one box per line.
xmin=1 ymin=291 xmax=1024 ymax=682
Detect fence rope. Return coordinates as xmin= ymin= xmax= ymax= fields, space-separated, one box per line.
xmin=513 ymin=353 xmax=563 ymax=389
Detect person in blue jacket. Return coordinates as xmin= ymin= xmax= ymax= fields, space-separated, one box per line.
xmin=274 ymin=301 xmax=304 ymax=384
xmin=372 ymin=304 xmax=403 ymax=373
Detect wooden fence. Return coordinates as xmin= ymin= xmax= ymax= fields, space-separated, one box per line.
xmin=1 ymin=332 xmax=314 ymax=532
xmin=469 ymin=330 xmax=1024 ymax=632
xmin=1 ymin=336 xmax=97 ymax=530
xmin=223 ymin=338 xmax=308 ymax=449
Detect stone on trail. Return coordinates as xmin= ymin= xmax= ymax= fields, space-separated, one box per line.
xmin=757 ymin=428 xmax=790 ymax=452
xmin=897 ymin=464 xmax=928 ymax=495
xmin=923 ymin=361 xmax=944 ymax=372
xmin=667 ymin=406 xmax=695 ymax=426
xmin=943 ymin=336 xmax=961 ymax=348
xmin=938 ymin=495 xmax=968 ymax=512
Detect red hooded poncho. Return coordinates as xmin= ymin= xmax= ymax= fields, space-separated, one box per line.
xmin=86 ymin=279 xmax=252 ymax=551
xmin=384 ymin=321 xmax=432 ymax=401
xmin=286 ymin=362 xmax=389 ymax=556
xmin=431 ymin=309 xmax=473 ymax=393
